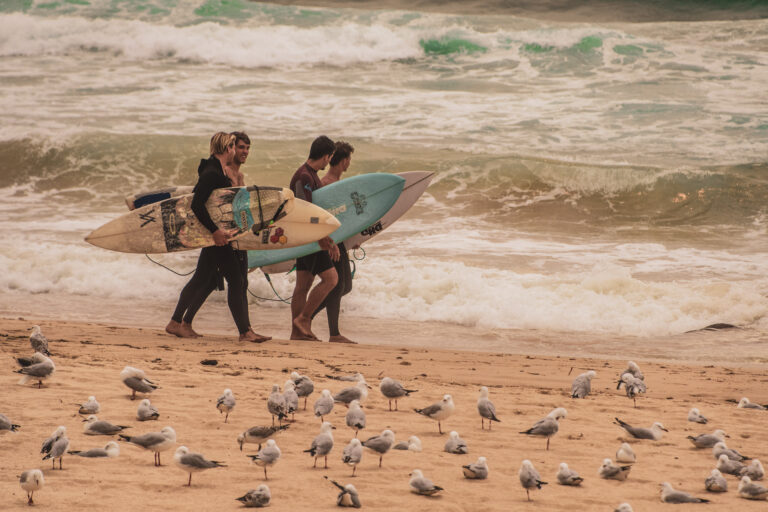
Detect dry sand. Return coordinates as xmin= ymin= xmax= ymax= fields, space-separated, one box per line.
xmin=1 ymin=316 xmax=767 ymax=511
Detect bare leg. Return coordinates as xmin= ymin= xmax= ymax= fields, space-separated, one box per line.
xmin=294 ymin=268 xmax=337 ymax=339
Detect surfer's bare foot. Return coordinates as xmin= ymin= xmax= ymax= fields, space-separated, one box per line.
xmin=165 ymin=320 xmax=184 ymax=337
xmin=239 ymin=331 xmax=268 ymax=343
xmin=292 ymin=316 xmax=317 ymax=339
xmin=290 ymin=326 xmax=320 ymax=342
xmin=181 ymin=322 xmax=201 ymax=338
xmin=329 ymin=334 xmax=357 ymax=344
xmin=244 ymin=328 xmax=271 ymax=343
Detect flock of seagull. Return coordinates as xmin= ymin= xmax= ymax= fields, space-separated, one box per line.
xmin=2 ymin=325 xmax=768 ymax=509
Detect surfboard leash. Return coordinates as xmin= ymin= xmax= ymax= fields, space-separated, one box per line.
xmin=144 ymin=254 xmax=195 ymax=276
xmin=247 ymin=273 xmax=293 ymax=304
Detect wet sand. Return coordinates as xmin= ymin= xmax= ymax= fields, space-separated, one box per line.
xmin=1 ymin=316 xmax=767 ymax=511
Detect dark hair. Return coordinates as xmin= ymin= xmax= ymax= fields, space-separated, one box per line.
xmin=330 ymin=141 xmax=354 ymax=166
xmin=308 ymin=135 xmax=335 ymax=160
xmin=231 ymin=131 xmax=250 ymax=145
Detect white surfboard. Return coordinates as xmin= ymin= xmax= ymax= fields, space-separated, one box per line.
xmin=258 ymin=171 xmax=434 ymax=274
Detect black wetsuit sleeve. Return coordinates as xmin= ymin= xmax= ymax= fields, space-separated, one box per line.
xmin=293 ymin=176 xmax=313 ymax=203
xmin=192 ymin=171 xmax=221 ymax=234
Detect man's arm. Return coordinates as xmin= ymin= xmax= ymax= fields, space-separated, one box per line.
xmin=293 ymin=177 xmax=313 ymax=203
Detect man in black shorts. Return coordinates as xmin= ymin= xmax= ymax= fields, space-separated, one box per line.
xmin=289 ymin=135 xmax=339 ymax=341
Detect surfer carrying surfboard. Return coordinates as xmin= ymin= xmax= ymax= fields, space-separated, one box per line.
xmin=289 ymin=136 xmax=341 ymax=342
xmin=166 ymin=132 xmax=269 ymax=343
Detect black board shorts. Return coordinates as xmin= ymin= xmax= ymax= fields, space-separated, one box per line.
xmin=295 ymin=250 xmax=334 ymax=275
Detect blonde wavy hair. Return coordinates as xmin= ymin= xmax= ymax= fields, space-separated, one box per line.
xmin=209 ymin=132 xmax=236 ymax=156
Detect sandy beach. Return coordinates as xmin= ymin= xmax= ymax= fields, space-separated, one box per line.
xmin=2 ymin=316 xmax=767 ymax=511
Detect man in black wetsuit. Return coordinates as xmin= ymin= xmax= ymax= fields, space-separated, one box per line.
xmin=289 ymin=135 xmax=340 ymax=341
xmin=166 ymin=132 xmax=269 ymax=343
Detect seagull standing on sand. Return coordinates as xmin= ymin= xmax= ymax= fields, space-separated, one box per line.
xmin=477 ymin=386 xmax=500 ymax=429
xmin=327 ymin=478 xmax=362 ymax=508
xmin=314 ymin=389 xmax=335 ymax=422
xmin=739 ymin=476 xmax=768 ymax=500
xmin=571 ymin=370 xmax=596 ymax=398
xmin=519 ymin=460 xmax=547 ymax=501
xmin=19 ymin=469 xmax=44 ymax=505
xmin=614 ymin=418 xmax=667 ymax=440
xmin=334 ymin=377 xmax=369 ymax=407
xmin=659 ymin=482 xmax=709 ymax=503
xmin=29 ymin=325 xmax=51 ymax=355
xmin=173 ymin=446 xmax=226 ymax=486
xmin=379 ymin=377 xmax=417 ymax=411
xmin=76 ymin=396 xmax=100 ymax=415
xmin=16 ymin=353 xmax=55 ymax=388
xmin=118 ymin=426 xmax=176 ymax=466
xmin=737 ymin=397 xmax=767 ymax=410
xmin=687 ymin=429 xmax=728 ymax=448
xmin=237 ymin=425 xmax=288 ymax=451
xmin=137 ymin=398 xmax=159 ymax=421
xmin=69 ymin=441 xmax=120 ymax=458
xmin=267 ymin=384 xmax=287 ymax=426
xmin=444 ymin=431 xmax=468 ymax=454
xmin=462 ymin=457 xmax=489 ymax=479
xmin=414 ymin=394 xmax=455 ymax=434
xmin=0 ymin=413 xmax=20 ymax=434
xmin=346 ymin=400 xmax=366 ymax=437
xmin=216 ymin=388 xmax=236 ymax=423
xmin=283 ymin=380 xmax=299 ymax=421
xmin=688 ymin=407 xmax=708 ymax=423
xmin=235 ymin=485 xmax=271 ymax=508
xmin=616 ymin=443 xmax=636 ymax=464
xmin=618 ymin=361 xmax=644 ymax=382
xmin=361 ymin=429 xmax=395 ymax=468
xmin=520 ymin=407 xmax=567 ymax=450
xmin=291 ymin=371 xmax=314 ymax=410
xmin=304 ymin=421 xmax=335 ymax=469
xmin=120 ymin=366 xmax=158 ymax=400
xmin=705 ymin=469 xmax=728 ymax=492
xmin=618 ymin=374 xmax=646 ymax=407
xmin=557 ymin=462 xmax=584 ymax=486
xmin=342 ymin=438 xmax=363 ymax=476
xmin=247 ymin=439 xmax=281 ymax=480
xmin=409 ymin=469 xmax=443 ymax=496
xmin=599 ymin=459 xmax=631 ymax=481
xmin=41 ymin=426 xmax=69 ymax=470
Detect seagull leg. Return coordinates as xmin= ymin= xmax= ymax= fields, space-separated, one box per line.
xmin=59 ymin=457 xmax=63 ymax=470
xmin=526 ymin=489 xmax=531 ymax=501
xmin=264 ymin=467 xmax=268 ymax=480
xmin=28 ymin=492 xmax=33 ymax=505
xmin=438 ymin=422 xmax=443 ymax=435
xmin=388 ymin=400 xmax=392 ymax=411
xmin=313 ymin=457 xmax=317 ymax=468
xmin=225 ymin=412 xmax=229 ymax=423
xmin=131 ymin=389 xmax=136 ymax=400
xmin=489 ymin=420 xmax=493 ymax=431
xmin=379 ymin=455 xmax=383 ymax=468
xmin=187 ymin=473 xmax=192 ymax=486
xmin=303 ymin=397 xmax=307 ymax=410
xmin=271 ymin=415 xmax=275 ymax=427
xmin=352 ymin=466 xmax=356 ymax=477
xmin=481 ymin=418 xmax=484 ymax=430
xmin=324 ymin=456 xmax=328 ymax=469
xmin=546 ymin=437 xmax=550 ymax=450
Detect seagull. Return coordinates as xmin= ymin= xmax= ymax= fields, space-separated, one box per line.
xmin=618 ymin=361 xmax=644 ymax=383
xmin=216 ymin=388 xmax=236 ymax=423
xmin=409 ymin=469 xmax=443 ymax=496
xmin=342 ymin=438 xmax=363 ymax=476
xmin=120 ymin=366 xmax=158 ymax=400
xmin=235 ymin=485 xmax=271 ymax=508
xmin=379 ymin=377 xmax=417 ymax=411
xmin=173 ymin=446 xmax=225 ymax=486
xmin=314 ymin=389 xmax=335 ymax=422
xmin=333 ymin=379 xmax=369 ymax=407
xmin=0 ymin=413 xmax=20 ymax=434
xmin=267 ymin=384 xmax=287 ymax=426
xmin=137 ymin=399 xmax=159 ymax=421
xmin=618 ymin=373 xmax=646 ymax=407
xmin=16 ymin=353 xmax=55 ymax=388
xmin=740 ymin=459 xmax=765 ymax=480
xmin=477 ymin=387 xmax=501 ymax=429
xmin=41 ymin=426 xmax=69 ymax=470
xmin=345 ymin=400 xmax=366 ymax=437
xmin=393 ymin=435 xmax=422 ymax=452
xmin=327 ymin=478 xmax=361 ymax=508
xmin=119 ymin=426 xmax=176 ymax=466
xmin=304 ymin=421 xmax=335 ymax=469
xmin=29 ymin=325 xmax=51 ymax=355
xmin=69 ymin=441 xmax=120 ymax=458
xmin=688 ymin=407 xmax=708 ymax=424
xmin=717 ymin=454 xmax=746 ymax=476
xmin=616 ymin=442 xmax=637 ymax=464
xmin=614 ymin=417 xmax=667 ymax=440
xmin=660 ymin=482 xmax=709 ymax=503
xmin=705 ymin=469 xmax=728 ymax=492
xmin=713 ymin=441 xmax=751 ymax=462
xmin=19 ymin=469 xmax=44 ymax=505
xmin=739 ymin=476 xmax=768 ymax=500
xmin=290 ymin=371 xmax=314 ymax=410
xmin=76 ymin=396 xmax=100 ymax=415
xmin=571 ymin=370 xmax=596 ymax=398
xmin=237 ymin=425 xmax=288 ymax=451
xmin=599 ymin=459 xmax=631 ymax=481
xmin=520 ymin=407 xmax=567 ymax=450
xmin=414 ymin=394 xmax=455 ymax=434
xmin=247 ymin=439 xmax=281 ymax=480
xmin=83 ymin=415 xmax=131 ymax=436
xmin=283 ymin=380 xmax=299 ymax=421
xmin=519 ymin=460 xmax=547 ymax=501
xmin=361 ymin=429 xmax=395 ymax=468
xmin=557 ymin=462 xmax=584 ymax=486
xmin=462 ymin=457 xmax=489 ymax=480
xmin=444 ymin=431 xmax=468 ymax=454
xmin=687 ymin=429 xmax=728 ymax=448
xmin=737 ymin=398 xmax=767 ymax=410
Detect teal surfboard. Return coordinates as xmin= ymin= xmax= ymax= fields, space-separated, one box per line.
xmin=247 ymin=173 xmax=405 ymax=269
